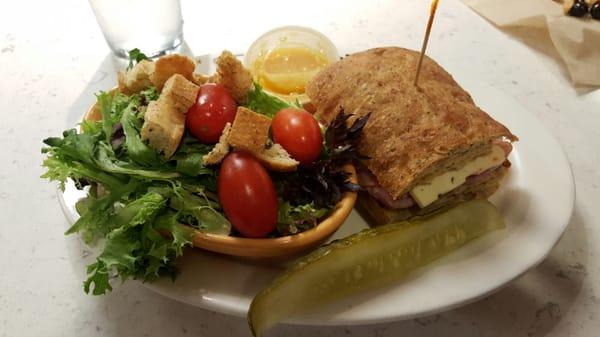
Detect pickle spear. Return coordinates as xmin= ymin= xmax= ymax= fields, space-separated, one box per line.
xmin=248 ymin=199 xmax=505 ymax=336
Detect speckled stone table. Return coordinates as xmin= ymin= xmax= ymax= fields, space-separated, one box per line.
xmin=1 ymin=0 xmax=598 ymax=336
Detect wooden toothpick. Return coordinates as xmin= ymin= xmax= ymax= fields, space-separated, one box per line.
xmin=414 ymin=0 xmax=440 ymax=87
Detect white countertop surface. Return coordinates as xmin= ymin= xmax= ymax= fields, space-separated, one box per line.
xmin=1 ymin=0 xmax=599 ymax=336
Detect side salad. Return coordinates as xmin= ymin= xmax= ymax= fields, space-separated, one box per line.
xmin=41 ymin=50 xmax=366 ymax=294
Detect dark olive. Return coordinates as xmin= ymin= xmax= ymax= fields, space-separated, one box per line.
xmin=568 ymin=1 xmax=589 ymax=17
xmin=591 ymin=1 xmax=600 ymax=20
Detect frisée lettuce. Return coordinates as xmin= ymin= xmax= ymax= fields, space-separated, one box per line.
xmin=42 ymin=88 xmax=230 ymax=295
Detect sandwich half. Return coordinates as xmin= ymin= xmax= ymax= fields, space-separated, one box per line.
xmin=306 ymin=47 xmax=517 ymax=225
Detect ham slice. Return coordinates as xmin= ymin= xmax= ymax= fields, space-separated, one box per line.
xmin=357 ymin=165 xmax=415 ymax=209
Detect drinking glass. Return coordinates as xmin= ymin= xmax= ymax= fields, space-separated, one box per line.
xmin=89 ymin=0 xmax=184 ymax=59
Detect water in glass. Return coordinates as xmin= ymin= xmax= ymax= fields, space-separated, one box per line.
xmin=89 ymin=0 xmax=184 ymax=59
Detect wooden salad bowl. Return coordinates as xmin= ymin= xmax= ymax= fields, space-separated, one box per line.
xmin=84 ymin=91 xmax=357 ymax=261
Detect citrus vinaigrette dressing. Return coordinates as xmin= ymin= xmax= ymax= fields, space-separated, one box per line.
xmin=253 ymin=45 xmax=330 ymax=96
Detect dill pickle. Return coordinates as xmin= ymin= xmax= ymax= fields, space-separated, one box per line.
xmin=248 ymin=200 xmax=505 ymax=336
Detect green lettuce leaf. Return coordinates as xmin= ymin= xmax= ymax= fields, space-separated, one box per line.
xmin=43 ymin=128 xmax=180 ymax=183
xmin=244 ymin=82 xmax=301 ymax=118
xmin=120 ymin=102 xmax=161 ymax=167
xmin=94 ymin=143 xmax=180 ymax=180
xmin=66 ymin=180 xmax=142 ymax=242
xmin=80 ymin=119 xmax=103 ymax=134
xmin=127 ymin=48 xmax=150 ymax=70
xmin=277 ymin=201 xmax=329 ymax=236
xmin=172 ymin=135 xmax=214 ymax=177
xmin=43 ymin=129 xmax=98 ymax=166
xmin=97 ymin=91 xmax=131 ymax=143
xmin=139 ymin=86 xmax=159 ymax=103
xmin=170 ymin=189 xmax=231 ymax=235
xmin=41 ymin=156 xmax=125 ymax=191
xmin=155 ymin=211 xmax=194 ymax=257
xmin=82 ymin=192 xmax=194 ymax=295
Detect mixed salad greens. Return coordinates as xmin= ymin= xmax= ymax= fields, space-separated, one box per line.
xmin=43 ymin=88 xmax=225 ymax=294
xmin=41 ymin=52 xmax=365 ymax=294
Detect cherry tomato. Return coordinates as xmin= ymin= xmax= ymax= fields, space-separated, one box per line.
xmin=271 ymin=108 xmax=323 ymax=164
xmin=186 ymin=83 xmax=237 ymax=143
xmin=218 ymin=152 xmax=278 ymax=238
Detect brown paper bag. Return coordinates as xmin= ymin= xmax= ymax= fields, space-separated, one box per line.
xmin=462 ymin=0 xmax=600 ymax=86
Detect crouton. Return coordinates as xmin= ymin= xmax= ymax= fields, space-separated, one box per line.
xmin=150 ymin=54 xmax=196 ymax=91
xmin=161 ymin=74 xmax=200 ymax=115
xmin=209 ymin=50 xmax=253 ymax=103
xmin=118 ymin=60 xmax=155 ymax=94
xmin=202 ymin=123 xmax=232 ymax=165
xmin=140 ymin=75 xmax=199 ymax=158
xmin=200 ymin=122 xmax=298 ymax=171
xmin=254 ymin=143 xmax=299 ymax=172
xmin=197 ymin=106 xmax=299 ymax=170
xmin=192 ymin=73 xmax=209 ymax=86
xmin=140 ymin=100 xmax=185 ymax=158
xmin=228 ymin=107 xmax=271 ymax=154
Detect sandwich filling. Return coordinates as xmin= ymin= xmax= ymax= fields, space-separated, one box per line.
xmin=409 ymin=145 xmax=506 ymax=208
xmin=358 ymin=141 xmax=512 ymax=210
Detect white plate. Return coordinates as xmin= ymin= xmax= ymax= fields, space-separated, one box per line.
xmin=59 ymin=79 xmax=574 ymax=325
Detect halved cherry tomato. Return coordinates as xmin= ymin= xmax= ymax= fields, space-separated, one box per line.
xmin=186 ymin=83 xmax=237 ymax=143
xmin=218 ymin=152 xmax=278 ymax=238
xmin=271 ymin=108 xmax=323 ymax=164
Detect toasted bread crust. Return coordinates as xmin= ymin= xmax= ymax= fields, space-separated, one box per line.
xmin=209 ymin=50 xmax=253 ymax=103
xmin=118 ymin=60 xmax=155 ymax=94
xmin=202 ymin=123 xmax=232 ymax=165
xmin=228 ymin=107 xmax=272 ymax=154
xmin=255 ymin=144 xmax=299 ymax=172
xmin=140 ymin=100 xmax=185 ymax=158
xmin=306 ymin=47 xmax=517 ymax=199
xmin=199 ymin=107 xmax=299 ymax=171
xmin=117 ymin=54 xmax=197 ymax=94
xmin=150 ymin=54 xmax=196 ymax=91
xmin=192 ymin=73 xmax=210 ymax=86
xmin=161 ymin=74 xmax=200 ymax=115
xmin=140 ymin=75 xmax=199 ymax=158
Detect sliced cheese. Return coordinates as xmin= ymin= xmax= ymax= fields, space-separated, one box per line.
xmin=409 ymin=145 xmax=506 ymax=208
